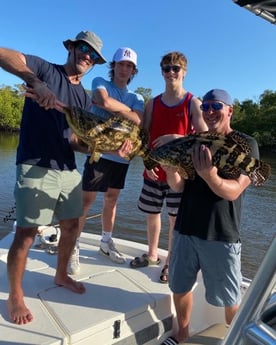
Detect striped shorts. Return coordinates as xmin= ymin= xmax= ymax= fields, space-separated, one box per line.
xmin=137 ymin=178 xmax=182 ymax=216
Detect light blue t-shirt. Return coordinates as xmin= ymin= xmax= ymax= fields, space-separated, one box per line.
xmin=91 ymin=77 xmax=144 ymax=163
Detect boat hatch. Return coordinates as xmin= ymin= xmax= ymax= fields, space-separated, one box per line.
xmin=0 ymin=231 xmax=175 ymax=345
xmin=38 ymin=269 xmax=173 ymax=344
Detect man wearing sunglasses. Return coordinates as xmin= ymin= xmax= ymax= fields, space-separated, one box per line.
xmin=161 ymin=89 xmax=260 ymax=345
xmin=130 ymin=52 xmax=207 ymax=284
xmin=67 ymin=47 xmax=144 ymax=273
xmin=0 ymin=30 xmax=106 ymax=325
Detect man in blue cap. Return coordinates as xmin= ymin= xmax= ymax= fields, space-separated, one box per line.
xmin=161 ymin=89 xmax=260 ymax=344
xmin=0 ymin=30 xmax=105 ymax=325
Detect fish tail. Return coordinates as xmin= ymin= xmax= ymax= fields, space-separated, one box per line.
xmin=247 ymin=159 xmax=271 ymax=186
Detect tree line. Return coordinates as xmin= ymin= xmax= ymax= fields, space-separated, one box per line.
xmin=0 ymin=84 xmax=275 ymax=150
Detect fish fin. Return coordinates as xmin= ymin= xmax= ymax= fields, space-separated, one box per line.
xmin=88 ymin=143 xmax=97 ymax=163
xmin=227 ymin=131 xmax=251 ymax=154
xmin=220 ymin=165 xmax=241 ymax=180
xmin=93 ymin=152 xmax=101 ymax=162
xmin=178 ymin=161 xmax=195 ymax=180
xmin=143 ymin=155 xmax=159 ymax=170
xmin=88 ymin=123 xmax=106 ymax=137
xmin=178 ymin=166 xmax=190 ymax=179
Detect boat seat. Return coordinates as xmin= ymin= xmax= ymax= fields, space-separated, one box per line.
xmin=185 ymin=323 xmax=229 ymax=345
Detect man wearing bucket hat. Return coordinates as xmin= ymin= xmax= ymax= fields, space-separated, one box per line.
xmin=63 ymin=30 xmax=106 ymax=66
xmin=0 ymin=30 xmax=105 ymax=325
xmin=161 ymin=89 xmax=260 ymax=344
xmin=67 ymin=47 xmax=144 ymax=273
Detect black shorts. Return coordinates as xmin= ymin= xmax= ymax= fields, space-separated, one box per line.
xmin=82 ymin=157 xmax=129 ymax=192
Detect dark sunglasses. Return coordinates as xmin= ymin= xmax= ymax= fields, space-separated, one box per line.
xmin=77 ymin=43 xmax=100 ymax=61
xmin=162 ymin=65 xmax=181 ymax=73
xmin=200 ymin=102 xmax=224 ymax=112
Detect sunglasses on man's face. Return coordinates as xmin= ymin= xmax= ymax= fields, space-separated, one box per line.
xmin=162 ymin=65 xmax=181 ymax=73
xmin=77 ymin=43 xmax=100 ymax=62
xmin=200 ymin=102 xmax=225 ymax=112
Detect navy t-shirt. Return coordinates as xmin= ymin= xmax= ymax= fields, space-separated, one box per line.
xmin=16 ymin=55 xmax=91 ymax=170
xmin=174 ymin=133 xmax=260 ymax=243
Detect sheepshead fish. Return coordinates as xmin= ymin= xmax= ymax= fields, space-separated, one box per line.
xmin=63 ymin=106 xmax=150 ymax=162
xmin=144 ymin=131 xmax=271 ymax=186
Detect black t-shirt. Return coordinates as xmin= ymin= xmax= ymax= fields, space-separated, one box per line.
xmin=174 ymin=133 xmax=260 ymax=243
xmin=16 ymin=55 xmax=91 ymax=170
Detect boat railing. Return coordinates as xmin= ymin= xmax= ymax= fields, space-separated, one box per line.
xmin=222 ymin=234 xmax=276 ymax=345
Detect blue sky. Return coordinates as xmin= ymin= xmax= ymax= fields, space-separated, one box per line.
xmin=1 ymin=0 xmax=275 ymax=103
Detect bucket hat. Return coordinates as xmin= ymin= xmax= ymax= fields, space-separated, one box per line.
xmin=63 ymin=31 xmax=106 ymax=64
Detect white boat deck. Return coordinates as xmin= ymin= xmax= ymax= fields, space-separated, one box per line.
xmin=0 ymin=229 xmax=226 ymax=345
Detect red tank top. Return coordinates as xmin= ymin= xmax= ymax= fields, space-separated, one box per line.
xmin=144 ymin=92 xmax=194 ymax=182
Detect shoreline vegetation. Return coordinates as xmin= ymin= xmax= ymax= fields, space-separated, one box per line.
xmin=0 ymin=84 xmax=275 ymax=150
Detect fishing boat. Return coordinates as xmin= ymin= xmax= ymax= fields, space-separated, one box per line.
xmin=1 ymin=2 xmax=275 ymax=343
xmin=0 ymin=223 xmax=229 ymax=345
xmin=0 ymin=221 xmax=275 ymax=345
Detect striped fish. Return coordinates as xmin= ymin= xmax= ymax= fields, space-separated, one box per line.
xmin=63 ymin=106 xmax=149 ymax=162
xmin=144 ymin=131 xmax=271 ymax=186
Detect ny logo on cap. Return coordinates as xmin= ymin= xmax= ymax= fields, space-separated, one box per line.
xmin=123 ymin=49 xmax=132 ymax=58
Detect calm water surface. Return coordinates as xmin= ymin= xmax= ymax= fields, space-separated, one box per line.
xmin=0 ymin=132 xmax=275 ymax=279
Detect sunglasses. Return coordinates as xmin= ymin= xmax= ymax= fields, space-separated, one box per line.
xmin=162 ymin=65 xmax=181 ymax=73
xmin=200 ymin=102 xmax=224 ymax=112
xmin=77 ymin=43 xmax=100 ymax=62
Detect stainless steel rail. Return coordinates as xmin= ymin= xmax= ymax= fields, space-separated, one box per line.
xmin=222 ymin=235 xmax=276 ymax=345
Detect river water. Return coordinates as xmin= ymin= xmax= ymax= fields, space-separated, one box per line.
xmin=0 ymin=132 xmax=275 ymax=279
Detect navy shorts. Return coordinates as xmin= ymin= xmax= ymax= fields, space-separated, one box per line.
xmin=82 ymin=157 xmax=129 ymax=192
xmin=169 ymin=232 xmax=242 ymax=307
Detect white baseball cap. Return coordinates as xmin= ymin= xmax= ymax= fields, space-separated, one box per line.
xmin=112 ymin=47 xmax=137 ymax=66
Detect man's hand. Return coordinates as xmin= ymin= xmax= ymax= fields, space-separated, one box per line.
xmin=161 ymin=165 xmax=179 ymax=175
xmin=160 ymin=164 xmax=184 ymax=192
xmin=152 ymin=134 xmax=183 ymax=148
xmin=145 ymin=167 xmax=159 ymax=181
xmin=117 ymin=139 xmax=133 ymax=158
xmin=192 ymin=144 xmax=217 ymax=180
xmin=23 ymin=84 xmax=65 ymax=111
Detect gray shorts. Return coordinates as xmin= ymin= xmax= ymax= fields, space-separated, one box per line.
xmin=138 ymin=178 xmax=181 ymax=216
xmin=169 ymin=232 xmax=242 ymax=307
xmin=14 ymin=164 xmax=82 ymax=227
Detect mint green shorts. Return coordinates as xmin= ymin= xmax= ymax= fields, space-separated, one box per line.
xmin=14 ymin=164 xmax=82 ymax=227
